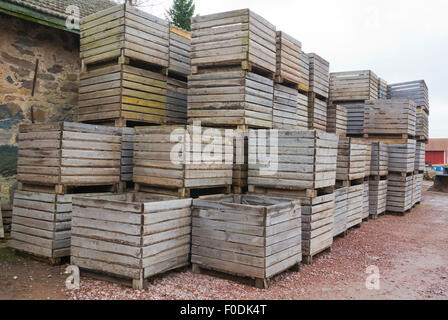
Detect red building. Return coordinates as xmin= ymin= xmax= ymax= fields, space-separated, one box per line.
xmin=426 ymin=139 xmax=448 ymax=165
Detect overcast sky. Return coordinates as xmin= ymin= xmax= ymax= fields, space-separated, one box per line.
xmin=140 ymin=0 xmax=448 ymax=138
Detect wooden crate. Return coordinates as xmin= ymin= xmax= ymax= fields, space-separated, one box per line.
xmin=191 ymin=9 xmax=276 ymax=75
xmin=369 ymin=178 xmax=387 ymax=218
xmin=80 ymin=4 xmax=169 ymax=70
xmin=387 ymin=173 xmax=413 ymax=213
xmin=298 ymin=52 xmax=310 ymax=91
xmin=387 ymin=80 xmax=428 ymax=111
xmin=71 ymin=193 xmax=192 ymax=289
xmin=245 ymin=188 xmax=334 ymax=264
xmin=1 ymin=203 xmax=12 ymax=239
xmin=416 ymin=107 xmax=429 ymax=141
xmin=413 ymin=174 xmax=423 ymax=205
xmin=362 ymin=180 xmax=369 ymax=220
xmin=121 ymin=128 xmax=134 ymax=183
xmin=336 ymin=137 xmax=366 ymax=181
xmin=333 ymin=187 xmax=348 ymax=237
xmin=415 ymin=142 xmax=426 ymax=172
xmin=341 ymin=103 xmax=365 ymax=136
xmin=275 ymin=31 xmax=302 ymax=86
xmin=329 ymin=70 xmax=378 ymax=103
xmin=327 ymin=104 xmax=347 ymax=137
xmin=308 ymin=94 xmax=327 ymax=131
xmin=191 ymin=194 xmax=301 ymax=289
xmin=273 ymin=83 xmax=299 ymax=129
xmin=169 ymin=26 xmax=191 ymax=78
xmin=78 ymin=64 xmax=168 ymax=125
xmin=370 ymin=142 xmax=388 ymax=176
xmin=167 ymin=77 xmax=188 ymax=124
xmin=388 ymin=140 xmax=416 ymax=174
xmin=347 ymin=183 xmax=363 ymax=229
xmin=297 ymin=92 xmax=309 ymax=130
xmin=378 ymin=78 xmax=388 ymax=99
xmin=248 ymin=130 xmax=339 ymax=195
xmin=188 ymin=71 xmax=274 ymax=129
xmin=363 ymin=99 xmax=417 ymax=138
xmin=232 ymin=131 xmax=248 ymax=194
xmin=133 ymin=126 xmax=233 ymax=198
xmin=361 ymin=140 xmax=372 ymax=177
xmin=10 ymin=191 xmax=75 ymax=262
xmin=17 ymin=122 xmax=123 ymax=194
xmin=308 ymin=53 xmax=330 ymax=99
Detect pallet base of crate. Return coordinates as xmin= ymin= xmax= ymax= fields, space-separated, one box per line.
xmin=334 ymin=230 xmax=348 ymax=238
xmin=11 ymin=248 xmax=67 ymax=266
xmin=18 ymin=182 xmax=120 ymax=195
xmin=191 ymin=62 xmax=276 ymax=81
xmin=386 ymin=209 xmax=411 ymax=217
xmin=336 ymin=178 xmax=364 ymax=188
xmin=248 ymin=185 xmax=335 ymax=199
xmin=135 ymin=183 xmax=232 ymax=199
xmin=302 ymin=247 xmax=332 ymax=265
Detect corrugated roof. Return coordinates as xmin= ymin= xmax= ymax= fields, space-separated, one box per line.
xmin=427 ymin=139 xmax=448 ymax=152
xmin=4 ymin=0 xmax=117 ymax=19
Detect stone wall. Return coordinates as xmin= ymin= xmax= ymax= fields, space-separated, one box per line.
xmin=0 ymin=14 xmax=80 ymax=204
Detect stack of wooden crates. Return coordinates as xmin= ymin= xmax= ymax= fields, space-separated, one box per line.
xmin=10 ymin=122 xmax=128 ymax=264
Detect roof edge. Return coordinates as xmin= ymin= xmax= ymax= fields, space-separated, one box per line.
xmin=0 ymin=1 xmax=79 ymax=34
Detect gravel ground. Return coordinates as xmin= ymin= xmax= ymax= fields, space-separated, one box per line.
xmin=1 ymin=183 xmax=447 ymax=300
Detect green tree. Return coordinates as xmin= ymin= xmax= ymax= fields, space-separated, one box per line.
xmin=166 ymin=0 xmax=195 ymax=31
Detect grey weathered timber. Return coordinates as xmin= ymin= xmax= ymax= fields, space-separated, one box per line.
xmin=413 ymin=174 xmax=423 ymax=205
xmin=308 ymin=93 xmax=327 ymax=132
xmin=297 ymin=92 xmax=309 ymax=130
xmin=370 ymin=142 xmax=388 ymax=176
xmin=187 ymin=70 xmax=274 ymax=129
xmin=387 ymin=80 xmax=428 ymax=111
xmin=248 ymin=130 xmax=339 ymax=192
xmin=80 ymin=4 xmax=169 ymax=69
xmin=363 ymin=99 xmax=417 ymax=138
xmin=273 ymin=83 xmax=299 ymax=129
xmin=298 ymin=52 xmax=310 ymax=92
xmin=121 ymin=128 xmax=134 ymax=182
xmin=308 ymin=53 xmax=330 ymax=99
xmin=329 ymin=70 xmax=378 ymax=103
xmin=416 ymin=107 xmax=429 ymax=141
xmin=167 ymin=77 xmax=188 ymax=124
xmin=191 ymin=194 xmax=301 ymax=288
xmin=362 ymin=180 xmax=369 ymax=219
xmin=340 ymin=103 xmax=366 ymax=136
xmin=415 ymin=142 xmax=426 ymax=172
xmin=333 ymin=187 xmax=348 ymax=237
xmin=275 ymin=31 xmax=302 ymax=86
xmin=17 ymin=122 xmax=124 ymax=192
xmin=10 ymin=191 xmax=79 ymax=261
xmin=369 ymin=178 xmax=387 ymax=217
xmin=243 ymin=188 xmax=334 ymax=265
xmin=378 ymin=78 xmax=388 ymax=99
xmin=133 ymin=126 xmax=233 ymax=198
xmin=346 ymin=183 xmax=363 ymax=228
xmin=387 ymin=173 xmax=413 ymax=213
xmin=71 ymin=193 xmax=192 ymax=289
xmin=169 ymin=26 xmax=191 ymax=77
xmin=78 ymin=64 xmax=168 ymax=125
xmin=327 ymin=104 xmax=347 ymax=137
xmin=387 ymin=140 xmax=416 ymax=174
xmin=191 ymin=9 xmax=276 ymax=75
xmin=336 ymin=137 xmax=366 ymax=181
xmin=232 ymin=131 xmax=248 ymax=193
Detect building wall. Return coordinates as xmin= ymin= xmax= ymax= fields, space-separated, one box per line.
xmin=426 ymin=151 xmax=447 ymax=165
xmin=0 ymin=14 xmax=80 ymax=204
